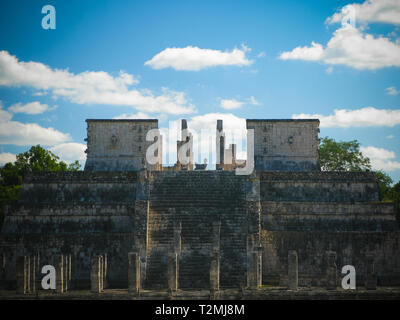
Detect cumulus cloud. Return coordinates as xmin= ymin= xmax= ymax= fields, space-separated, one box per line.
xmin=280 ymin=25 xmax=400 ymax=70
xmin=326 ymin=0 xmax=400 ymax=26
xmin=113 ymin=112 xmax=152 ymax=120
xmin=0 ymin=51 xmax=196 ymax=115
xmin=0 ymin=152 xmax=16 ymax=166
xmin=386 ymin=86 xmax=399 ymax=95
xmin=219 ymin=96 xmax=261 ymax=110
xmin=49 ymin=142 xmax=87 ymax=164
xmin=220 ymin=99 xmax=245 ymax=110
xmin=360 ymin=146 xmax=400 ymax=171
xmin=144 ymin=46 xmax=253 ymax=71
xmin=280 ymin=41 xmax=324 ymax=61
xmin=292 ymin=107 xmax=400 ymax=127
xmin=0 ymin=103 xmax=70 ymax=146
xmin=9 ymin=101 xmax=54 ymax=114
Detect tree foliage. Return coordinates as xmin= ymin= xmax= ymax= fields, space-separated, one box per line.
xmin=320 ymin=137 xmax=400 ymax=223
xmin=319 ymin=137 xmax=372 ymax=171
xmin=0 ymin=145 xmax=81 ymax=228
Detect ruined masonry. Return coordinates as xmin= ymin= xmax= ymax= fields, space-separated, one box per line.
xmin=0 ymin=118 xmax=399 ymax=291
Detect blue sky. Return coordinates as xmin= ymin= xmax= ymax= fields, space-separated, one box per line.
xmin=0 ymin=0 xmax=400 ymax=181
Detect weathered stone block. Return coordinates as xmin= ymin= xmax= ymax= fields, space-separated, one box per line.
xmin=30 ymin=255 xmax=36 ymax=294
xmin=365 ymin=255 xmax=377 ymax=290
xmin=54 ymin=255 xmax=64 ymax=293
xmin=210 ymin=251 xmax=220 ymax=291
xmin=103 ymin=253 xmax=108 ymax=289
xmin=168 ymin=252 xmax=179 ymax=292
xmin=63 ymin=254 xmax=68 ymax=292
xmin=0 ymin=253 xmax=5 ymax=290
xmin=16 ymin=256 xmax=26 ymax=294
xmin=248 ymin=246 xmax=262 ymax=288
xmin=128 ymin=252 xmax=140 ymax=295
xmin=326 ymin=251 xmax=337 ymax=290
xmin=90 ymin=255 xmax=101 ymax=293
xmin=288 ymin=250 xmax=298 ymax=291
xmin=97 ymin=255 xmax=104 ymax=291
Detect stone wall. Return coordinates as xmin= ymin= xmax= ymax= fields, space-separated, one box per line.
xmin=0 ymin=233 xmax=133 ymax=289
xmin=261 ymin=230 xmax=400 ymax=286
xmin=2 ymin=172 xmax=137 ymax=235
xmin=246 ymin=119 xmax=320 ymax=171
xmin=261 ymin=201 xmax=397 ymax=231
xmin=0 ymin=171 xmax=138 ymax=289
xmin=260 ymin=171 xmax=379 ymax=202
xmin=84 ymin=119 xmax=160 ymax=171
xmin=1 ymin=169 xmax=399 ymax=291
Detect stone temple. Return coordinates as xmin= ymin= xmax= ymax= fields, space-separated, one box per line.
xmin=0 ymin=118 xmax=399 ymax=295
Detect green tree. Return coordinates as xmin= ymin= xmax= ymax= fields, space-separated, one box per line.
xmin=319 ymin=137 xmax=372 ymax=171
xmin=0 ymin=145 xmax=81 ymax=228
xmin=375 ymin=170 xmax=393 ymax=201
xmin=320 ymin=137 xmax=400 ymax=223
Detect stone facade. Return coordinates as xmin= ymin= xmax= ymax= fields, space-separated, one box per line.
xmin=246 ymin=119 xmax=320 ymax=171
xmin=84 ymin=119 xmax=161 ymax=171
xmin=0 ymin=118 xmax=399 ymax=293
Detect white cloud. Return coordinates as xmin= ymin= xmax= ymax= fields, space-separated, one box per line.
xmin=280 ymin=41 xmax=324 ymax=61
xmin=0 ymin=152 xmax=16 ymax=166
xmin=385 ymin=86 xmax=399 ymax=95
xmin=144 ymin=46 xmax=253 ymax=71
xmin=360 ymin=146 xmax=400 ymax=171
xmin=220 ymin=99 xmax=245 ymax=110
xmin=9 ymin=101 xmax=54 ymax=114
xmin=49 ymin=143 xmax=86 ymax=164
xmin=188 ymin=112 xmax=246 ymax=133
xmin=326 ymin=0 xmax=400 ymax=26
xmin=292 ymin=107 xmax=400 ymax=127
xmin=0 ymin=51 xmax=196 ymax=115
xmin=280 ymin=25 xmax=400 ymax=70
xmin=257 ymin=52 xmax=266 ymax=58
xmin=220 ymin=96 xmax=261 ymax=110
xmin=249 ymin=96 xmax=261 ymax=106
xmin=0 ymin=103 xmax=71 ymax=146
xmin=113 ymin=112 xmax=152 ymax=120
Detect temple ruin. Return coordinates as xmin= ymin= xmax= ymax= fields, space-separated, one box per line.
xmin=0 ymin=118 xmax=399 ymax=297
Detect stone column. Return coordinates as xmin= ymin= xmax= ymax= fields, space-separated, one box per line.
xmin=210 ymin=251 xmax=220 ymax=291
xmin=326 ymin=251 xmax=337 ymax=290
xmin=128 ymin=252 xmax=140 ymax=295
xmin=103 ymin=253 xmax=108 ymax=289
xmin=63 ymin=254 xmax=68 ymax=292
xmin=248 ymin=246 xmax=262 ymax=289
xmin=99 ymin=255 xmax=104 ymax=292
xmin=90 ymin=255 xmax=101 ymax=293
xmin=54 ymin=255 xmax=64 ymax=293
xmin=67 ymin=254 xmax=72 ymax=289
xmin=30 ymin=255 xmax=36 ymax=294
xmin=0 ymin=253 xmax=5 ymax=290
xmin=24 ymin=255 xmax=30 ymax=293
xmin=174 ymin=222 xmax=182 ymax=255
xmin=35 ymin=253 xmax=40 ymax=292
xmin=212 ymin=221 xmax=221 ymax=253
xmin=288 ymin=250 xmax=298 ymax=291
xmin=365 ymin=255 xmax=377 ymax=290
xmin=16 ymin=256 xmax=26 ymax=294
xmin=168 ymin=252 xmax=179 ymax=292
